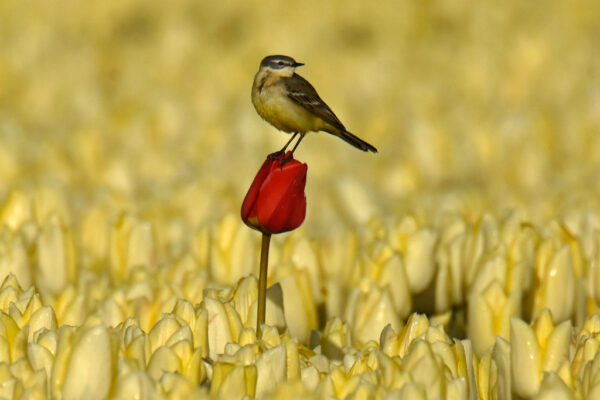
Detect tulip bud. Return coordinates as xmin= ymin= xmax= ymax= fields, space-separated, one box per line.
xmin=241 ymin=152 xmax=307 ymax=234
xmin=114 ymin=371 xmax=161 ymax=400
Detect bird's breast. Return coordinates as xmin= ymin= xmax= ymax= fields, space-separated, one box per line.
xmin=252 ymin=83 xmax=319 ymax=133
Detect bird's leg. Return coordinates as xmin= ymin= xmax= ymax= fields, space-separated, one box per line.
xmin=280 ymin=134 xmax=305 ymax=167
xmin=281 ymin=132 xmax=299 ymax=153
xmin=268 ymin=132 xmax=299 ymax=160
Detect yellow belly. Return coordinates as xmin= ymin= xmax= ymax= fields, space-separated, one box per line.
xmin=252 ymin=83 xmax=323 ymax=133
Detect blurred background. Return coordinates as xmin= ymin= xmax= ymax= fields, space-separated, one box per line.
xmin=2 ymin=0 xmax=600 ymax=226
xmin=1 ymin=0 xmax=599 ymax=273
xmin=3 ymin=3 xmax=600 ymax=396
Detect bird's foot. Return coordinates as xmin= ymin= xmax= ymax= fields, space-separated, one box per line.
xmin=279 ymin=152 xmax=294 ymax=168
xmin=267 ymin=150 xmax=284 ymax=160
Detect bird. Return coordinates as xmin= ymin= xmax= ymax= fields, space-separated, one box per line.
xmin=251 ymin=55 xmax=377 ymax=161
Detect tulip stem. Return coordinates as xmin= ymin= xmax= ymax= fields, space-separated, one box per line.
xmin=257 ymin=232 xmax=271 ymax=338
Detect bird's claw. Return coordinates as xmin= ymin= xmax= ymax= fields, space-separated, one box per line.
xmin=267 ymin=150 xmax=284 ymax=160
xmin=279 ymin=152 xmax=293 ymax=168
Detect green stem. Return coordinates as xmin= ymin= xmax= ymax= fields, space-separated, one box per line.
xmin=257 ymin=232 xmax=271 ymax=338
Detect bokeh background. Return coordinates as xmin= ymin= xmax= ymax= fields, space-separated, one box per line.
xmin=1 ymin=0 xmax=600 ymax=398
xmin=3 ymin=0 xmax=599 ymax=230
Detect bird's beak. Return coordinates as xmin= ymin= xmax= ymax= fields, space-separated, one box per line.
xmin=293 ymin=62 xmax=304 ymax=67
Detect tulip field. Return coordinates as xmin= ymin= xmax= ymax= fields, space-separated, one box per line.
xmin=1 ymin=0 xmax=600 ymax=398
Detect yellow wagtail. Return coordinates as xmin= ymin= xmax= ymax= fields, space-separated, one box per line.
xmin=251 ymin=55 xmax=377 ymax=160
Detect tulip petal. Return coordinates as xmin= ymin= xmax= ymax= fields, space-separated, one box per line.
xmin=257 ymin=160 xmax=307 ymax=234
xmin=242 ymin=155 xmax=308 ymax=234
xmin=241 ymin=159 xmax=273 ymax=223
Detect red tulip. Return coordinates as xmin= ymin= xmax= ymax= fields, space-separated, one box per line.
xmin=241 ymin=152 xmax=307 ymax=234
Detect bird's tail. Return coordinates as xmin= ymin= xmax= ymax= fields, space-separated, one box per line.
xmin=329 ymin=129 xmax=378 ymax=153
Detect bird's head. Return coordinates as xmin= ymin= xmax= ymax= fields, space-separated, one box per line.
xmin=259 ymin=55 xmax=304 ymax=77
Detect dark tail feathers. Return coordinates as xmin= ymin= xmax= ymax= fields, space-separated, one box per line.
xmin=331 ymin=129 xmax=378 ymax=153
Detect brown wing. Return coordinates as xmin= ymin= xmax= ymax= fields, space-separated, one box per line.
xmin=282 ymin=74 xmax=346 ymax=132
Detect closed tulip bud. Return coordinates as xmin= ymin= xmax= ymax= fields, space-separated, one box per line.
xmin=241 ymin=152 xmax=307 ymax=235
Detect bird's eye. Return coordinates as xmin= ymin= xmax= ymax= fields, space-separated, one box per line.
xmin=277 ymin=61 xmax=284 ymax=65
